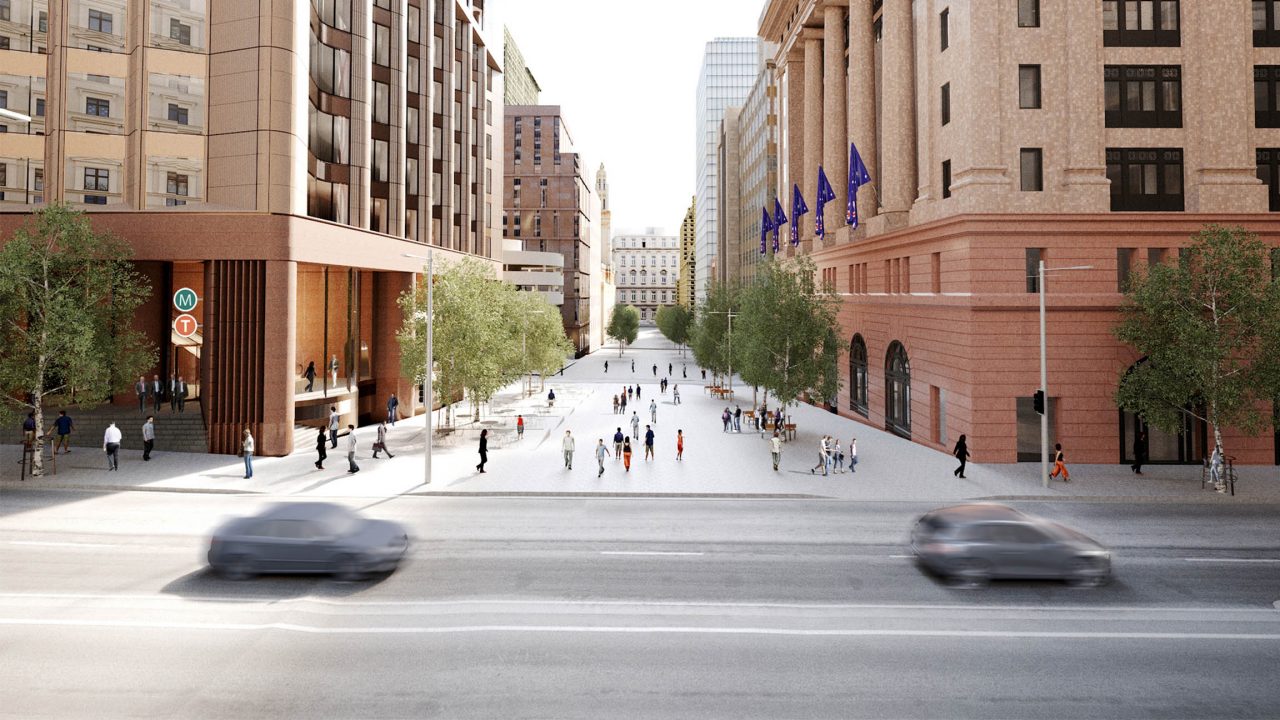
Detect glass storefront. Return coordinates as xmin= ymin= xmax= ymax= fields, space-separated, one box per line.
xmin=294 ymin=264 xmax=373 ymax=398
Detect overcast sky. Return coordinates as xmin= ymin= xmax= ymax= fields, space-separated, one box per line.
xmin=489 ymin=0 xmax=761 ymax=237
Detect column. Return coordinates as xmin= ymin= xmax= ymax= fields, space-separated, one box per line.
xmin=880 ymin=0 xmax=915 ymax=217
xmin=803 ymin=34 xmax=823 ymax=253
xmin=823 ymin=4 xmax=848 ymax=242
xmin=374 ymin=271 xmax=416 ymax=418
xmin=847 ymin=0 xmax=877 ymax=224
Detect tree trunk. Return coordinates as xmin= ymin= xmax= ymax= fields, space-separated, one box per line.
xmin=31 ymin=389 xmax=45 ymax=477
xmin=1211 ymin=416 xmax=1227 ymax=493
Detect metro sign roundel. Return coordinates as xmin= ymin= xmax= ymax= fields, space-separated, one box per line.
xmin=173 ymin=313 xmax=199 ymax=339
xmin=173 ymin=287 xmax=198 ymax=313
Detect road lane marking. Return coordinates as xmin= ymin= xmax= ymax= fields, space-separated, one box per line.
xmin=2 ymin=540 xmax=124 ymax=549
xmin=1184 ymin=558 xmax=1280 ymax=564
xmin=1 ymin=617 xmax=1279 ymax=640
xmin=888 ymin=554 xmax=914 ymax=559
xmin=599 ymin=551 xmax=705 ymax=556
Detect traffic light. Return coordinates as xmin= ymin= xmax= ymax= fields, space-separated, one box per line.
xmin=1033 ymin=390 xmax=1045 ymax=415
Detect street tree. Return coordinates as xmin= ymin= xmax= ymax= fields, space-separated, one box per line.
xmin=690 ymin=280 xmax=741 ymax=382
xmin=606 ymin=304 xmax=640 ymax=356
xmin=737 ymin=256 xmax=841 ymax=410
xmin=1113 ymin=225 xmax=1280 ymax=488
xmin=655 ymin=304 xmax=692 ymax=356
xmin=0 ymin=204 xmax=157 ymax=476
xmin=509 ymin=290 xmax=572 ymax=395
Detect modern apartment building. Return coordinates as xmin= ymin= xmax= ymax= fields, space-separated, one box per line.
xmin=503 ymin=105 xmax=594 ymax=356
xmin=715 ymin=106 xmax=741 ymax=284
xmin=694 ymin=37 xmax=758 ymax=302
xmin=676 ymin=196 xmax=696 ymax=308
xmin=0 ymin=0 xmax=503 ymax=456
xmin=759 ymin=0 xmax=1280 ymax=465
xmin=612 ymin=229 xmax=678 ymax=325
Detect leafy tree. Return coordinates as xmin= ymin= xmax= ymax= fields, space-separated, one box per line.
xmin=510 ymin=290 xmax=572 ymax=394
xmin=606 ymin=304 xmax=639 ymax=356
xmin=655 ymin=304 xmax=692 ymax=356
xmin=1114 ymin=225 xmax=1280 ymax=486
xmin=690 ymin=280 xmax=741 ymax=381
xmin=736 ymin=256 xmax=841 ymax=409
xmin=0 ymin=204 xmax=156 ymax=476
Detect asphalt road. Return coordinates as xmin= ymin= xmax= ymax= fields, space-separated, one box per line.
xmin=2 ymin=490 xmax=1279 ymax=719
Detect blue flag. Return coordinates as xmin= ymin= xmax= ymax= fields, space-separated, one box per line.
xmin=815 ymin=166 xmax=836 ymax=238
xmin=790 ymin=183 xmax=808 ymax=246
xmin=760 ymin=206 xmax=772 ymax=254
xmin=847 ymin=141 xmax=872 ymax=229
xmin=772 ymin=197 xmax=787 ymax=253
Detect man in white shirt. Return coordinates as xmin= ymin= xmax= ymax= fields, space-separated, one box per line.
xmin=594 ymin=439 xmax=608 ymax=477
xmin=343 ymin=424 xmax=360 ymax=474
xmin=142 ymin=416 xmax=155 ymax=461
xmin=770 ymin=431 xmax=783 ymax=472
xmin=328 ymin=407 xmax=340 ymax=449
xmin=103 ymin=422 xmax=122 ymax=471
xmin=562 ymin=430 xmax=575 ymax=470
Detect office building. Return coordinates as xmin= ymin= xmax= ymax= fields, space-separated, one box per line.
xmin=677 ymin=196 xmax=696 ymax=308
xmin=613 ymin=229 xmax=678 ymax=325
xmin=502 ymin=25 xmax=540 ymax=106
xmin=735 ymin=46 xmax=778 ymax=285
xmin=715 ymin=106 xmax=742 ymax=284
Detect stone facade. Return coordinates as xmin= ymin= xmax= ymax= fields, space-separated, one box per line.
xmin=613 ymin=230 xmax=678 ymax=325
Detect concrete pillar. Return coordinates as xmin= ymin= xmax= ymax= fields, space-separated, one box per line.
xmin=262 ymin=260 xmax=297 ymax=455
xmin=880 ymin=0 xmax=915 ymax=218
xmin=802 ymin=35 xmax=823 ymax=254
xmin=374 ymin=271 xmax=415 ymax=420
xmin=823 ymin=5 xmax=848 ymax=244
xmin=847 ymin=0 xmax=877 ymax=225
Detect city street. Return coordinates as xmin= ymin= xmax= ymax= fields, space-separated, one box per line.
xmin=2 ymin=489 xmax=1279 ymax=719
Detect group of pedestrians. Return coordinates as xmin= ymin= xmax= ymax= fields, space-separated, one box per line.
xmin=721 ymin=406 xmax=744 ymax=433
xmin=809 ymin=435 xmax=857 ymax=476
xmin=134 ymin=374 xmax=189 ymax=414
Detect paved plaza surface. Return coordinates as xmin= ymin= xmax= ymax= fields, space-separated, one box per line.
xmin=4 ymin=329 xmax=1277 ymax=503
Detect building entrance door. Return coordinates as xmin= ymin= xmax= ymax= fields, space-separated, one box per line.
xmin=1119 ymin=411 xmax=1204 ymax=465
xmin=168 ymin=262 xmax=205 ymax=404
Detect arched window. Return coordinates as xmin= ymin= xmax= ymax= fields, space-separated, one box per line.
xmin=885 ymin=341 xmax=911 ymax=437
xmin=849 ymin=334 xmax=868 ymax=416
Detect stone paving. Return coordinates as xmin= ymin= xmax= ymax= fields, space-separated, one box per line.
xmin=4 ymin=328 xmax=1278 ymax=503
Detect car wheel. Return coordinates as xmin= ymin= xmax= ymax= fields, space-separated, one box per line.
xmin=219 ymin=555 xmax=256 ymax=581
xmin=949 ymin=558 xmax=991 ymax=588
xmin=1066 ymin=558 xmax=1108 ymax=588
xmin=334 ymin=555 xmax=368 ymax=582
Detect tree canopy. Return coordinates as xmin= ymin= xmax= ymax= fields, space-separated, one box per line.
xmin=655 ymin=304 xmax=692 ymax=354
xmin=606 ymin=304 xmax=640 ymax=356
xmin=689 ymin=279 xmax=740 ymax=378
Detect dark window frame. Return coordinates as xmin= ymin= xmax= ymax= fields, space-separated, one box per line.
xmin=1026 ymin=248 xmax=1044 ymax=293
xmin=87 ymin=8 xmax=113 ymax=34
xmin=1105 ymin=65 xmax=1182 ymax=128
xmin=167 ymin=103 xmax=189 ymax=125
xmin=85 ymin=97 xmax=110 ymax=117
xmin=1103 ymin=0 xmax=1180 ymax=47
xmin=1257 ymin=66 xmax=1280 ymax=128
xmin=83 ymin=167 xmax=109 ymax=204
xmin=1018 ymin=0 xmax=1040 ymax=27
xmin=1020 ymin=148 xmax=1043 ymax=191
xmin=849 ymin=334 xmax=869 ymax=417
xmin=1255 ymin=1 xmax=1280 ymax=47
xmin=1257 ymin=148 xmax=1280 ymax=211
xmin=885 ymin=341 xmax=912 ymax=438
xmin=940 ymin=83 xmax=950 ymax=125
xmin=940 ymin=8 xmax=949 ymax=51
xmin=941 ymin=159 xmax=952 ymax=199
xmin=1018 ymin=64 xmax=1041 ymax=109
xmin=1106 ymin=147 xmax=1185 ymax=211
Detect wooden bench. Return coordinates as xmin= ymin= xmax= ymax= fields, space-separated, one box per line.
xmin=784 ymin=423 xmax=797 ymax=441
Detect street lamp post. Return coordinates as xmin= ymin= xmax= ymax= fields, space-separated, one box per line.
xmin=1038 ymin=261 xmax=1092 ymax=488
xmin=521 ymin=308 xmax=548 ymax=397
xmin=403 ymin=251 xmax=433 ymax=485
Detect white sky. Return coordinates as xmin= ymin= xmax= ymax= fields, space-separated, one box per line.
xmin=489 ymin=0 xmax=761 ymax=237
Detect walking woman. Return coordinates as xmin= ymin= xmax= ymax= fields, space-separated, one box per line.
xmin=303 ymin=361 xmax=316 ymax=392
xmin=1050 ymin=443 xmax=1071 ymax=482
xmin=622 ymin=437 xmax=633 ymax=472
xmin=953 ymin=434 xmax=970 ymax=478
xmin=676 ymin=429 xmax=684 ymax=461
xmin=314 ymin=427 xmax=327 ymax=470
xmin=241 ymin=428 xmax=255 ymax=479
xmin=476 ymin=428 xmax=489 ymax=473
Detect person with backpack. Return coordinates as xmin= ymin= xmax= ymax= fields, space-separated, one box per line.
xmin=622 ymin=437 xmax=633 ymax=472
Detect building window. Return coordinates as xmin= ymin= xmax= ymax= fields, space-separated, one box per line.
xmin=1105 ymin=66 xmax=1182 ymax=128
xmin=83 ymin=167 xmax=109 ymax=204
xmin=165 ymin=172 xmax=188 ymax=206
xmin=1025 ymin=248 xmax=1044 ymax=293
xmin=85 ymin=97 xmax=110 ymax=117
xmin=941 ymin=160 xmax=952 ymax=199
xmin=1102 ymin=0 xmax=1180 ymax=47
xmin=0 ymin=37 xmax=7 ymax=51
xmin=372 ymin=139 xmax=388 ymax=182
xmin=167 ymin=104 xmax=189 ymax=125
xmin=35 ymin=98 xmax=44 ymax=117
xmin=1258 ymin=148 xmax=1280 ymax=211
xmin=940 ymin=8 xmax=949 ymax=51
xmin=38 ymin=11 xmax=46 ymax=32
xmin=1117 ymin=248 xmax=1134 ymax=291
xmin=1020 ymin=149 xmax=1043 ymax=191
xmin=374 ymin=23 xmax=390 ymax=67
xmin=940 ymin=83 xmax=950 ymax=125
xmin=0 ymin=0 xmax=8 ymax=21
xmin=1257 ymin=67 xmax=1280 ymax=128
xmin=885 ymin=341 xmax=911 ymax=438
xmin=1107 ymin=148 xmax=1184 ymax=211
xmin=849 ymin=334 xmax=869 ymax=416
xmin=1018 ymin=65 xmax=1041 ymax=109
xmin=170 ymin=19 xmax=191 ymax=46
xmin=373 ymin=81 xmax=389 ymax=124
xmin=1018 ymin=0 xmax=1040 ymax=27
xmin=88 ymin=9 xmax=113 ymax=34
xmin=1256 ymin=1 xmax=1280 ymax=46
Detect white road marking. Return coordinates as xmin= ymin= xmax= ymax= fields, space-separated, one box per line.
xmin=1 ymin=617 xmax=1278 ymax=640
xmin=1183 ymin=558 xmax=1280 ymax=564
xmin=888 ymin=554 xmax=914 ymax=559
xmin=2 ymin=540 xmax=124 ymax=549
xmin=599 ymin=551 xmax=705 ymax=556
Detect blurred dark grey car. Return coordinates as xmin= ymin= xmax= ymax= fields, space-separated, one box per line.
xmin=207 ymin=502 xmax=409 ymax=580
xmin=911 ymin=503 xmax=1111 ymax=587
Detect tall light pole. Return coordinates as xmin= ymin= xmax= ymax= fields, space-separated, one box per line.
xmin=521 ymin=308 xmax=547 ymax=396
xmin=403 ymin=251 xmax=433 ymax=485
xmin=1037 ymin=261 xmax=1092 ymax=488
xmin=707 ymin=310 xmax=738 ymax=395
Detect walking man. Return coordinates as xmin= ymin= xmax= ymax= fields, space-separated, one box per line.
xmin=315 ymin=427 xmax=327 ymax=470
xmin=103 ymin=421 xmax=122 ymax=471
xmin=151 ymin=375 xmax=163 ymax=413
xmin=169 ymin=374 xmax=178 ymax=411
xmin=771 ymin=431 xmax=782 ymax=471
xmin=175 ymin=375 xmax=187 ymax=413
xmin=630 ymin=411 xmax=640 ymax=440
xmin=328 ymin=406 xmax=340 ymax=449
xmin=604 ymin=360 xmax=608 ymax=373
xmin=241 ymin=428 xmax=254 ymax=479
xmin=562 ymin=430 xmax=576 ymax=470
xmin=652 ymin=363 xmax=657 ymax=376
xmin=595 ymin=439 xmax=608 ymax=477
xmin=682 ymin=365 xmax=686 ymax=378
xmin=613 ymin=427 xmax=625 ymax=459
xmin=304 ymin=361 xmax=316 ymax=392
xmin=142 ymin=416 xmax=156 ymax=461
xmin=372 ymin=420 xmax=395 ymax=458
xmin=849 ymin=437 xmax=858 ymax=473
xmin=476 ymin=429 xmax=488 ymax=473
xmin=1050 ymin=443 xmax=1070 ymax=483
xmin=673 ymin=384 xmax=681 ymax=405
xmin=649 ymin=399 xmax=658 ymax=424
xmin=329 ymin=353 xmax=340 ymax=389
xmin=636 ymin=385 xmax=642 ymax=400
xmin=612 ymin=395 xmax=619 ymax=414
xmin=733 ymin=405 xmax=742 ymax=432
xmin=50 ymin=410 xmax=73 ymax=455
xmin=341 ymin=424 xmax=360 ymax=473
xmin=631 ymin=359 xmax=635 ymax=373
xmin=810 ymin=436 xmax=830 ymax=476
xmin=644 ymin=425 xmax=655 ymax=461
xmin=135 ymin=376 xmax=147 ymax=413
xmin=386 ymin=393 xmax=399 ymax=426
xmin=668 ymin=363 xmax=673 ymax=376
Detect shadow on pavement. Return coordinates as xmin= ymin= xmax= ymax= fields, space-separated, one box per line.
xmin=159 ymin=566 xmax=394 ymax=600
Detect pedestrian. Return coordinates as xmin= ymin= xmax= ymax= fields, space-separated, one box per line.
xmin=613 ymin=427 xmax=625 ymax=459
xmin=103 ymin=421 xmax=122 ymax=471
xmin=653 ymin=363 xmax=657 ymax=376
xmin=476 ymin=429 xmax=489 ymax=473
xmin=241 ymin=428 xmax=254 ymax=479
xmin=151 ymin=374 xmax=163 ymax=413
xmin=622 ymin=437 xmax=633 ymax=471
xmin=548 ymin=388 xmax=556 ymax=407
xmin=315 ymin=427 xmax=327 ymax=469
xmin=631 ymin=359 xmax=635 ymax=373
xmin=169 ymin=374 xmax=178 ymax=411
xmin=649 ymin=399 xmax=658 ymax=424
xmin=329 ymin=353 xmax=340 ymax=388
xmin=50 ymin=410 xmax=73 ymax=454
xmin=644 ymin=425 xmax=655 ymax=461
xmin=135 ymin=376 xmax=147 ymax=413
xmin=701 ymin=368 xmax=706 ymax=380
xmin=612 ymin=395 xmax=619 ymax=414
xmin=770 ymin=431 xmax=783 ymax=471
xmin=722 ymin=407 xmax=731 ymax=433
xmin=953 ymin=434 xmax=970 ymax=478
xmin=340 ymin=424 xmax=360 ymax=473
xmin=1131 ymin=430 xmax=1148 ymax=475
xmin=563 ymin=430 xmax=576 ymax=470
xmin=1050 ymin=443 xmax=1070 ymax=482
xmin=142 ymin=415 xmax=156 ymax=461
xmin=387 ymin=393 xmax=399 ymax=426
xmin=620 ymin=393 xmax=627 ymax=414
xmin=733 ymin=405 xmax=742 ymax=432
xmin=849 ymin=437 xmax=858 ymax=473
xmin=810 ymin=436 xmax=830 ymax=476
xmin=682 ymin=365 xmax=687 ymax=378
xmin=630 ymin=411 xmax=640 ymax=440
xmin=595 ymin=439 xmax=608 ymax=477
xmin=627 ymin=385 xmax=632 ymax=401
xmin=176 ymin=375 xmax=187 ymax=413
xmin=668 ymin=363 xmax=673 ymax=376
xmin=676 ymin=429 xmax=684 ymax=461
xmin=304 ymin=361 xmax=316 ymax=392
xmin=604 ymin=360 xmax=609 ymax=373
xmin=372 ymin=420 xmax=395 ymax=458
xmin=673 ymin=385 xmax=681 ymax=405
xmin=833 ymin=439 xmax=844 ymax=473
xmin=328 ymin=406 xmax=340 ymax=448
xmin=637 ymin=385 xmax=642 ymax=400
xmin=516 ymin=414 xmax=525 ymax=440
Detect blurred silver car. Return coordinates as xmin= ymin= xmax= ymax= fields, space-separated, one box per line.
xmin=207 ymin=502 xmax=409 ymax=580
xmin=911 ymin=503 xmax=1111 ymax=587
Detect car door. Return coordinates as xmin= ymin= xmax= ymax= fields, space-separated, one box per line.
xmin=992 ymin=523 xmax=1055 ymax=578
xmin=259 ymin=520 xmax=315 ymax=572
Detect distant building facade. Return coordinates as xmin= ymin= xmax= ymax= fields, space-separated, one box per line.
xmin=594 ymin=163 xmax=615 ymax=349
xmin=716 ymin=106 xmax=742 ymax=284
xmin=503 ymin=26 xmax=541 ymax=106
xmin=677 ymin=197 xmax=697 ymax=308
xmin=612 ymin=229 xmax=678 ymax=325
xmin=735 ymin=46 xmax=778 ymax=285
